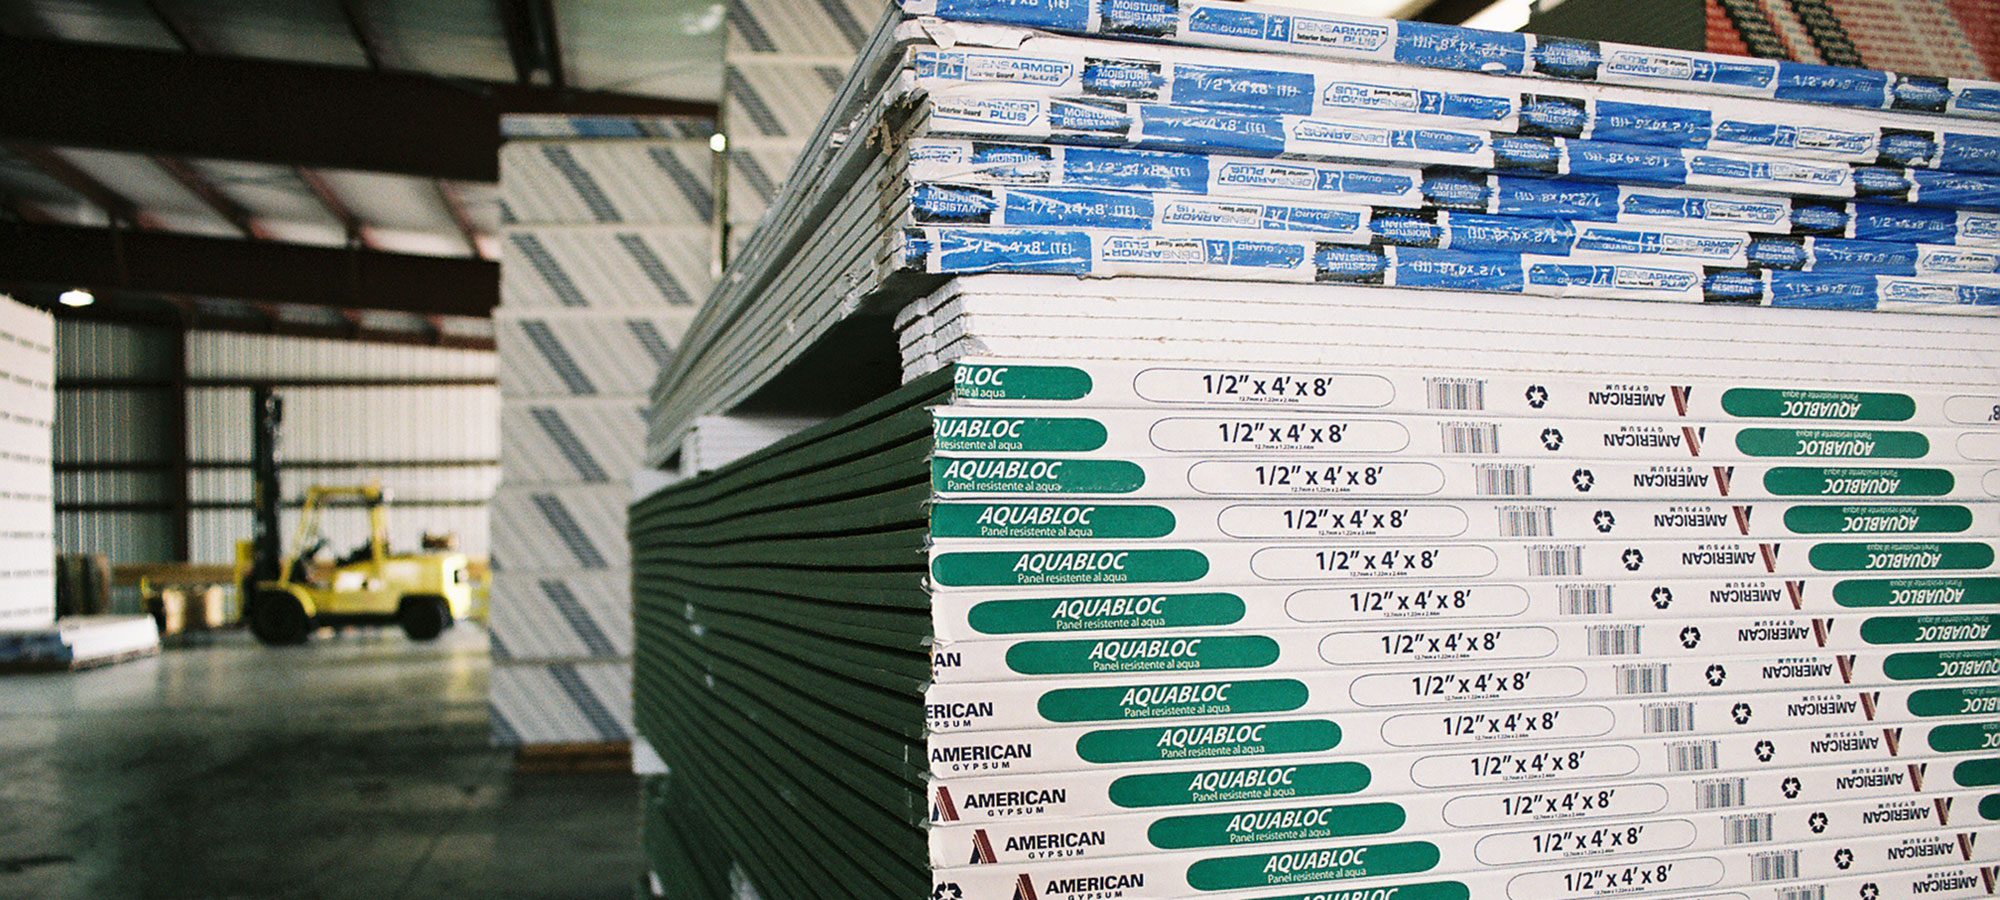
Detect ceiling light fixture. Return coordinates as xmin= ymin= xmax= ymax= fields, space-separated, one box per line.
xmin=57 ymin=288 xmax=94 ymax=308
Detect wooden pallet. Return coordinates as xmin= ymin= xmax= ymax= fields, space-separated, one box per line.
xmin=513 ymin=740 xmax=631 ymax=774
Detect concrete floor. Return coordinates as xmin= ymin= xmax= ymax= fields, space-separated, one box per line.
xmin=0 ymin=626 xmax=639 ymax=900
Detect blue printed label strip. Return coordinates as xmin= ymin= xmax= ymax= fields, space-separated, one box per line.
xmin=901 ymin=0 xmax=2000 ymax=122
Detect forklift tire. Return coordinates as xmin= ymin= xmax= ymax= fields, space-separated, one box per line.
xmin=248 ymin=592 xmax=312 ymax=645
xmin=398 ymin=596 xmax=452 ymax=642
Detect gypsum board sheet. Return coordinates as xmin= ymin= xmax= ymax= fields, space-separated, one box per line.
xmin=892 ymin=0 xmax=2000 ymax=122
xmin=893 ymin=22 xmax=2000 ymax=173
xmin=907 ymin=93 xmax=2000 ymax=210
xmin=640 ymin=778 xmax=734 ymax=900
xmin=639 ymin=372 xmax=949 ymax=512
xmin=636 ymin=700 xmax=928 ymax=900
xmin=632 ymin=478 xmax=932 ymax=549
xmin=636 ymin=716 xmax=919 ymax=900
xmin=629 ymin=442 xmax=934 ymax=534
xmin=908 ymin=272 xmax=2000 ymax=359
xmin=894 ymin=227 xmax=2000 ymax=314
xmin=637 ymin=624 xmax=930 ymax=814
xmin=636 ymin=525 xmax=928 ymax=570
xmin=898 ymin=182 xmax=2000 ymax=279
xmin=898 ymin=301 xmax=2000 ymax=386
xmin=912 ymin=355 xmax=2000 ymax=430
xmin=639 ymin=592 xmax=928 ymax=732
xmin=926 ymin=409 xmax=2000 ymax=465
xmin=925 ymin=498 xmax=2000 ymax=543
xmin=634 ymin=560 xmax=929 ymax=610
xmin=666 ymin=595 xmax=931 ymax=692
xmin=634 ymin=567 xmax=930 ymax=644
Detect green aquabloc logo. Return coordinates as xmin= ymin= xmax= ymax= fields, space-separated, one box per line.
xmin=1782 ymin=505 xmax=1973 ymax=534
xmin=1832 ymin=577 xmax=2000 ymax=608
xmin=1107 ymin=761 xmax=1372 ymax=808
xmin=1927 ymin=720 xmax=2000 ymax=753
xmin=1981 ymin=792 xmax=2000 ymax=820
xmin=964 ymin=592 xmax=1248 ymax=634
xmin=931 ymin=548 xmax=1209 ymax=587
xmin=1037 ymin=678 xmax=1309 ymax=721
xmin=931 ymin=503 xmax=1176 ymax=539
xmin=1076 ymin=719 xmax=1340 ymax=764
xmin=1763 ymin=467 xmax=1955 ymax=497
xmin=934 ymin=416 xmax=1108 ymax=452
xmin=1720 ymin=388 xmax=1916 ymax=421
xmin=1184 ymin=841 xmax=1442 ymax=890
xmin=1884 ymin=648 xmax=2000 ymax=681
xmin=951 ymin=363 xmax=1093 ymax=400
xmin=1807 ymin=542 xmax=1995 ymax=572
xmin=1860 ymin=614 xmax=2000 ymax=645
xmin=1955 ymin=757 xmax=2000 ymax=787
xmin=1147 ymin=801 xmax=1407 ymax=849
xmin=1906 ymin=684 xmax=2000 ymax=718
xmin=932 ymin=457 xmax=1145 ymax=494
xmin=1006 ymin=635 xmax=1280 ymax=675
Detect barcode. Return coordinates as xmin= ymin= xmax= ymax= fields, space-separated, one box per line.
xmin=1426 ymin=377 xmax=1486 ymax=410
xmin=1696 ymin=777 xmax=1746 ymax=809
xmin=1558 ymin=584 xmax=1613 ymax=615
xmin=1497 ymin=505 xmax=1556 ymax=537
xmin=1751 ymin=850 xmax=1799 ymax=882
xmin=1528 ymin=545 xmax=1584 ymax=576
xmin=1588 ymin=625 xmax=1642 ymax=656
xmin=1724 ymin=813 xmax=1774 ymax=844
xmin=1643 ymin=702 xmax=1695 ymax=734
xmin=1440 ymin=422 xmax=1500 ymax=454
xmin=1474 ymin=464 xmax=1532 ymax=496
xmin=1616 ymin=664 xmax=1670 ymax=695
xmin=1777 ymin=888 xmax=1824 ymax=900
xmin=1668 ymin=740 xmax=1720 ymax=772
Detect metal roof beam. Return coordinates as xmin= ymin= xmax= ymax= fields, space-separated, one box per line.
xmin=0 ymin=222 xmax=496 ymax=317
xmin=4 ymin=143 xmax=148 ymax=226
xmin=152 ymin=156 xmax=267 ymax=239
xmin=338 ymin=0 xmax=389 ymax=70
xmin=434 ymin=180 xmax=486 ymax=259
xmin=498 ymin=0 xmax=567 ymax=88
xmin=0 ymin=36 xmax=715 ymax=181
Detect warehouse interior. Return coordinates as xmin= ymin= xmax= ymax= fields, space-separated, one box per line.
xmin=4 ymin=0 xmax=2000 ymax=899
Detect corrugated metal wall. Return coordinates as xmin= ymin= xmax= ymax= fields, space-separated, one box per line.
xmin=56 ymin=322 xmax=501 ymax=569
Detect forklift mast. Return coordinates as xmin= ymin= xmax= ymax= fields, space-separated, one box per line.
xmin=248 ymin=386 xmax=284 ymax=586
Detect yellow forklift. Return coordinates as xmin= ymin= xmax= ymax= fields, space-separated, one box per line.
xmin=235 ymin=387 xmax=472 ymax=645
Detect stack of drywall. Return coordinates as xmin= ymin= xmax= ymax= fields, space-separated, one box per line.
xmin=720 ymin=0 xmax=888 ymax=257
xmin=644 ymin=1 xmax=2000 ymax=464
xmin=492 ymin=115 xmax=717 ymax=747
xmin=0 ymin=295 xmax=53 ymax=631
xmin=633 ymin=282 xmax=2000 ymax=900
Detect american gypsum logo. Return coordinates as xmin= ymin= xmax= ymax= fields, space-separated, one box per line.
xmin=1714 ymin=466 xmax=1735 ymax=496
xmin=1786 ymin=580 xmax=1806 ymax=610
xmin=1732 ymin=505 xmax=1753 ymax=535
xmin=934 ymin=787 xmax=960 ymax=823
xmin=970 ymin=830 xmax=998 ymax=864
xmin=1671 ymin=386 xmax=1694 ymax=416
xmin=1682 ymin=426 xmax=1706 ymax=456
xmin=1858 ymin=691 xmax=1880 ymax=720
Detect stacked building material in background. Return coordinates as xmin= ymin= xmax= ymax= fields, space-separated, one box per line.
xmin=719 ymin=0 xmax=887 ymax=257
xmin=634 ymin=3 xmax=2000 ymax=897
xmin=491 ymin=115 xmax=717 ymax=749
xmin=1706 ymin=0 xmax=1997 ymax=80
xmin=0 ymin=294 xmax=53 ymax=631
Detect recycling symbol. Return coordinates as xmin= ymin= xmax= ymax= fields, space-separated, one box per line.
xmin=1572 ymin=468 xmax=1595 ymax=492
xmin=1809 ymin=811 xmax=1828 ymax=834
xmin=933 ymin=884 xmax=963 ymax=900
xmin=1834 ymin=848 xmax=1854 ymax=870
xmin=1680 ymin=626 xmax=1702 ymax=649
xmin=1706 ymin=664 xmax=1727 ymax=687
xmin=1782 ymin=777 xmax=1802 ymax=798
xmin=1525 ymin=385 xmax=1548 ymax=408
xmin=1731 ymin=702 xmax=1752 ymax=725
xmin=1755 ymin=740 xmax=1776 ymax=762
xmin=1860 ymin=883 xmax=1879 ymax=900
xmin=1652 ymin=586 xmax=1674 ymax=609
xmin=1622 ymin=548 xmax=1644 ymax=571
xmin=1593 ymin=510 xmax=1616 ymax=532
xmin=1540 ymin=428 xmax=1564 ymax=450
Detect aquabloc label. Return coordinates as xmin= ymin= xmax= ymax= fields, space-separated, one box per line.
xmin=942 ymin=359 xmax=2000 ymax=428
xmin=929 ymin=499 xmax=1997 ymax=543
xmin=923 ymin=673 xmax=1995 ymax=735
xmin=926 ymin=752 xmax=1993 ymax=825
xmin=925 ymin=538 xmax=2000 ymax=589
xmin=930 ymin=575 xmax=2000 ymax=640
xmin=931 ymin=409 xmax=1999 ymax=462
xmin=928 ymin=455 xmax=2000 ymax=501
xmin=926 ymin=783 xmax=1990 ymax=868
xmin=927 ymin=825 xmax=2000 ymax=900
